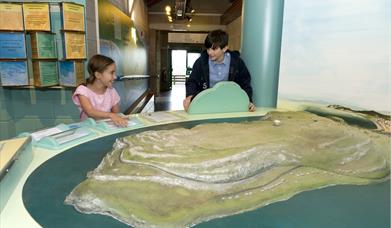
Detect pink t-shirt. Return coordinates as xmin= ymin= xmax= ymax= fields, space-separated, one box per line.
xmin=72 ymin=85 xmax=121 ymax=120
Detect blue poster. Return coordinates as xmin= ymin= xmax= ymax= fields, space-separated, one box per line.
xmin=50 ymin=3 xmax=64 ymax=59
xmin=0 ymin=61 xmax=28 ymax=86
xmin=0 ymin=32 xmax=27 ymax=59
xmin=59 ymin=61 xmax=75 ymax=86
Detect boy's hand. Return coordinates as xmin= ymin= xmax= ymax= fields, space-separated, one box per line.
xmin=183 ymin=95 xmax=193 ymax=112
xmin=110 ymin=114 xmax=128 ymax=127
xmin=248 ymin=102 xmax=256 ymax=112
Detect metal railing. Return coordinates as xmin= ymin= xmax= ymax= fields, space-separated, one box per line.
xmin=172 ymin=75 xmax=188 ymax=85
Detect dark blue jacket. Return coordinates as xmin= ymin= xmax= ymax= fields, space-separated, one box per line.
xmin=185 ymin=50 xmax=253 ymax=102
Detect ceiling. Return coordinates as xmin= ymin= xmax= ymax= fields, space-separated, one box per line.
xmin=146 ymin=0 xmax=235 ymax=15
xmin=146 ymin=0 xmax=238 ymax=31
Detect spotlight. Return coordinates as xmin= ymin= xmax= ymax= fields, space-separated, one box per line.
xmin=165 ymin=5 xmax=171 ymax=12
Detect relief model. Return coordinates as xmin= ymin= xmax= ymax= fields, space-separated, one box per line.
xmin=65 ymin=109 xmax=390 ymax=227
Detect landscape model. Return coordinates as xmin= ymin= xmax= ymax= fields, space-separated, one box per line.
xmin=65 ymin=107 xmax=390 ymax=227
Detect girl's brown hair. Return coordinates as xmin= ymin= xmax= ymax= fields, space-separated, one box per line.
xmin=85 ymin=54 xmax=115 ymax=85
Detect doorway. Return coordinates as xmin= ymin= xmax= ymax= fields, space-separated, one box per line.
xmin=152 ymin=42 xmax=203 ymax=112
xmin=171 ymin=50 xmax=201 ymax=85
xmin=149 ymin=49 xmax=201 ymax=112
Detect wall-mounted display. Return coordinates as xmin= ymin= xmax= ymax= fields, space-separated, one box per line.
xmin=0 ymin=1 xmax=87 ymax=88
xmin=0 ymin=32 xmax=26 ymax=59
xmin=32 ymin=60 xmax=58 ymax=86
xmin=0 ymin=61 xmax=28 ymax=86
xmin=62 ymin=3 xmax=85 ymax=32
xmin=59 ymin=60 xmax=85 ymax=87
xmin=0 ymin=3 xmax=24 ymax=31
xmin=98 ymin=0 xmax=147 ymax=77
xmin=30 ymin=32 xmax=57 ymax=59
xmin=23 ymin=3 xmax=50 ymax=31
xmin=63 ymin=32 xmax=86 ymax=59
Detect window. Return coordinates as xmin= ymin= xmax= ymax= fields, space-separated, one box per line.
xmin=187 ymin=52 xmax=200 ymax=68
xmin=171 ymin=50 xmax=201 ymax=84
xmin=171 ymin=50 xmax=187 ymax=75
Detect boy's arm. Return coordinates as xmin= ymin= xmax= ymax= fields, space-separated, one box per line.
xmin=184 ymin=59 xmax=202 ymax=111
xmin=236 ymin=58 xmax=253 ymax=102
xmin=235 ymin=58 xmax=255 ymax=112
xmin=185 ymin=59 xmax=202 ymax=98
xmin=183 ymin=95 xmax=193 ymax=111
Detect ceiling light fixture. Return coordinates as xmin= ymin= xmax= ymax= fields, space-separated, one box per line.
xmin=164 ymin=0 xmax=195 ymax=24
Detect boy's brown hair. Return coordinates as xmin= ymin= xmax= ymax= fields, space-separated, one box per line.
xmin=204 ymin=29 xmax=229 ymax=50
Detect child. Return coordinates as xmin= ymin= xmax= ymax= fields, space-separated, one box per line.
xmin=72 ymin=54 xmax=128 ymax=127
xmin=184 ymin=29 xmax=255 ymax=112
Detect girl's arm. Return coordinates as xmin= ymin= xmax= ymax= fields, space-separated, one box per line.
xmin=111 ymin=103 xmax=120 ymax=113
xmin=109 ymin=103 xmax=128 ymax=126
xmin=78 ymin=95 xmax=128 ymax=127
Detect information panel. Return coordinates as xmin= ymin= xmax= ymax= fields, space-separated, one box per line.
xmin=59 ymin=60 xmax=85 ymax=87
xmin=0 ymin=61 xmax=28 ymax=86
xmin=33 ymin=61 xmax=58 ymax=86
xmin=62 ymin=3 xmax=85 ymax=32
xmin=63 ymin=32 xmax=86 ymax=59
xmin=31 ymin=32 xmax=57 ymax=59
xmin=23 ymin=3 xmax=50 ymax=31
xmin=0 ymin=3 xmax=24 ymax=31
xmin=0 ymin=32 xmax=26 ymax=59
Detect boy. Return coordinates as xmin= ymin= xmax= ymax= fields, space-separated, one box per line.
xmin=183 ymin=29 xmax=255 ymax=112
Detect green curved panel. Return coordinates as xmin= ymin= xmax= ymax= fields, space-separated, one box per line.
xmin=188 ymin=82 xmax=249 ymax=114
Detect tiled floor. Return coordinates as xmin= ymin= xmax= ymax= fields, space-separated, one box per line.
xmin=142 ymin=84 xmax=186 ymax=112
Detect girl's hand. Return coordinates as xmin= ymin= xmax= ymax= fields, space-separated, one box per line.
xmin=110 ymin=113 xmax=128 ymax=127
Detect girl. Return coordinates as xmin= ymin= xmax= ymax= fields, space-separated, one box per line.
xmin=72 ymin=54 xmax=128 ymax=127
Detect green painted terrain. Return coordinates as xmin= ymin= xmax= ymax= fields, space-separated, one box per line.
xmin=65 ymin=110 xmax=390 ymax=227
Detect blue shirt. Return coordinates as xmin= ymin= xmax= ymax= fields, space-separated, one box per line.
xmin=208 ymin=52 xmax=231 ymax=87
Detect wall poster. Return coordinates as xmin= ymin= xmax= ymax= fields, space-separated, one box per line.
xmin=0 ymin=3 xmax=24 ymax=31
xmin=59 ymin=60 xmax=85 ymax=86
xmin=23 ymin=3 xmax=50 ymax=31
xmin=33 ymin=60 xmax=58 ymax=86
xmin=63 ymin=32 xmax=86 ymax=59
xmin=31 ymin=32 xmax=57 ymax=59
xmin=62 ymin=3 xmax=85 ymax=32
xmin=0 ymin=61 xmax=28 ymax=86
xmin=0 ymin=32 xmax=26 ymax=59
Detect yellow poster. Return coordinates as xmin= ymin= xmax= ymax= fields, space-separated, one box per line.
xmin=62 ymin=3 xmax=85 ymax=32
xmin=23 ymin=3 xmax=50 ymax=31
xmin=64 ymin=32 xmax=86 ymax=59
xmin=0 ymin=3 xmax=24 ymax=31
